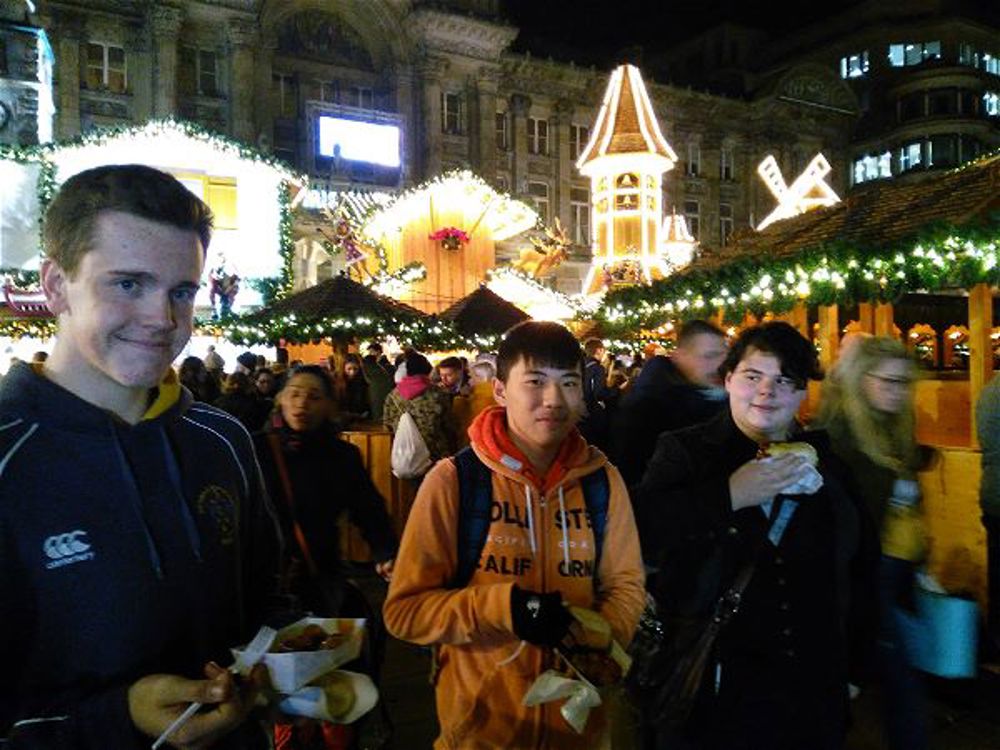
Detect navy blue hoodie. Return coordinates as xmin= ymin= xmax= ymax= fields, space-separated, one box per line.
xmin=0 ymin=363 xmax=281 ymax=748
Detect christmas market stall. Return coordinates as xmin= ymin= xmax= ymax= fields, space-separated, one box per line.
xmin=0 ymin=119 xmax=304 ymax=368
xmin=595 ymin=151 xmax=1000 ymax=602
xmin=438 ymin=285 xmax=531 ymax=349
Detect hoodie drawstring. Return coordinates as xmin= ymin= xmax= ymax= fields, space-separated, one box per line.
xmin=557 ymin=486 xmax=571 ymax=572
xmin=524 ymin=484 xmax=537 ymax=559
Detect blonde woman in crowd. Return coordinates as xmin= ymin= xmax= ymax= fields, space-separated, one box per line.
xmin=815 ymin=335 xmax=927 ymax=750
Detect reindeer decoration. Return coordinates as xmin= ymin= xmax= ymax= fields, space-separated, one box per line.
xmin=511 ymin=218 xmax=571 ymax=279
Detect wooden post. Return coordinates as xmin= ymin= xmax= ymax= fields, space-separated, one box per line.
xmin=875 ymin=302 xmax=895 ymax=337
xmin=857 ymin=302 xmax=875 ymax=333
xmin=790 ymin=301 xmax=809 ymax=339
xmin=969 ymin=283 xmax=994 ymax=448
xmin=817 ymin=304 xmax=839 ymax=371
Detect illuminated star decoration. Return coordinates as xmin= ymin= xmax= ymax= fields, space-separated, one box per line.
xmin=756 ymin=153 xmax=841 ymax=231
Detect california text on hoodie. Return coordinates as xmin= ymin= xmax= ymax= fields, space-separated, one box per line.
xmin=383 ymin=406 xmax=645 ymax=749
xmin=0 ymin=362 xmax=281 ymax=749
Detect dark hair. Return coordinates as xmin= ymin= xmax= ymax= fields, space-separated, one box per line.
xmin=44 ymin=164 xmax=214 ymax=276
xmin=721 ymin=321 xmax=823 ymax=388
xmin=438 ymin=356 xmax=463 ymax=371
xmin=677 ymin=319 xmax=724 ymax=347
xmin=367 ymin=342 xmax=383 ymax=355
xmin=285 ymin=364 xmax=335 ymax=399
xmin=497 ymin=321 xmax=584 ymax=382
xmin=404 ymin=350 xmax=433 ymax=376
xmin=583 ymin=337 xmax=605 ymax=357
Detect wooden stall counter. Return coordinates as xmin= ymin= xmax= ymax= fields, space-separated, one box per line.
xmin=337 ymin=424 xmax=417 ymax=563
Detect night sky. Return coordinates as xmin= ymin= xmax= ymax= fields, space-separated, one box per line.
xmin=503 ymin=0 xmax=996 ymax=68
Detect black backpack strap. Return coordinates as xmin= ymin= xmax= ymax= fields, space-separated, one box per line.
xmin=579 ymin=467 xmax=610 ymax=573
xmin=452 ymin=446 xmax=494 ymax=588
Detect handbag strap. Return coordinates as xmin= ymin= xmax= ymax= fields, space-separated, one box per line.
xmin=266 ymin=432 xmax=320 ymax=577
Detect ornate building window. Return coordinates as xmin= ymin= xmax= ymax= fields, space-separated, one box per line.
xmin=442 ymin=91 xmax=463 ymax=134
xmin=179 ymin=47 xmax=219 ymax=96
xmin=273 ymin=73 xmax=296 ymax=118
xmin=720 ymin=145 xmax=734 ymax=180
xmin=570 ymin=186 xmax=590 ymax=246
xmin=528 ymin=117 xmax=548 ymax=155
xmin=350 ymin=86 xmax=374 ymax=110
xmin=83 ymin=42 xmax=126 ymax=93
xmin=719 ymin=202 xmax=733 ymax=246
xmin=686 ymin=141 xmax=701 ymax=177
xmin=683 ymin=199 xmax=700 ymax=240
xmin=527 ymin=180 xmax=550 ymax=222
xmin=570 ymin=124 xmax=588 ymax=161
xmin=495 ymin=111 xmax=508 ymax=149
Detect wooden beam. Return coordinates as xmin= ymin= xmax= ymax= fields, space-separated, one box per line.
xmin=857 ymin=302 xmax=874 ymax=333
xmin=969 ymin=283 xmax=993 ymax=448
xmin=817 ymin=304 xmax=839 ymax=371
xmin=874 ymin=302 xmax=895 ymax=337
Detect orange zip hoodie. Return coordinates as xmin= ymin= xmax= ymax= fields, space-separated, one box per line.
xmin=383 ymin=406 xmax=645 ymax=750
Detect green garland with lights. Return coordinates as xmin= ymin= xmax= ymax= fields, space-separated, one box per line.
xmin=595 ymin=220 xmax=1000 ymax=335
xmin=277 ymin=181 xmax=295 ymax=299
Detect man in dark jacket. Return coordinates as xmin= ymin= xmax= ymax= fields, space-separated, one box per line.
xmin=0 ymin=165 xmax=281 ymax=749
xmin=611 ymin=320 xmax=728 ymax=487
xmin=579 ymin=337 xmax=615 ymax=450
xmin=636 ymin=322 xmax=878 ymax=750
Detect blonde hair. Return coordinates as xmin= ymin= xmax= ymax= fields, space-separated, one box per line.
xmin=816 ymin=336 xmax=919 ymax=475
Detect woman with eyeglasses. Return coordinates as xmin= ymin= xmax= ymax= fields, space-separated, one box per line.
xmin=635 ymin=322 xmax=877 ymax=750
xmin=815 ymin=335 xmax=928 ymax=750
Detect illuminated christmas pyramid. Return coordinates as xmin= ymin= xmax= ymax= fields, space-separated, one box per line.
xmin=576 ymin=64 xmax=678 ymax=295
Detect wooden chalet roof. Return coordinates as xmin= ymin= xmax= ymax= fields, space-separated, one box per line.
xmin=246 ymin=273 xmax=424 ymax=323
xmin=695 ymin=153 xmax=1000 ymax=273
xmin=439 ymin=286 xmax=529 ymax=337
xmin=576 ymin=64 xmax=677 ymax=170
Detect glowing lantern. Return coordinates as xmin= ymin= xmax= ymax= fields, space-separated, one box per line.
xmin=576 ymin=64 xmax=678 ymax=295
xmin=661 ymin=207 xmax=697 ymax=270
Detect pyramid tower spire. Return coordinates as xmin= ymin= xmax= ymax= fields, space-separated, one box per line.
xmin=576 ymin=65 xmax=678 ymax=295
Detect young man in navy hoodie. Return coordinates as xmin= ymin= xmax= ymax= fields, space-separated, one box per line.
xmin=0 ymin=165 xmax=280 ymax=749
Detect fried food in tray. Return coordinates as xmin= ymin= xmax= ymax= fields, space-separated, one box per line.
xmin=557 ymin=606 xmax=631 ymax=688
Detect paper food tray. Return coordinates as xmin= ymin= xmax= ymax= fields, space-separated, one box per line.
xmin=278 ymin=670 xmax=379 ymax=724
xmin=234 ymin=617 xmax=365 ymax=693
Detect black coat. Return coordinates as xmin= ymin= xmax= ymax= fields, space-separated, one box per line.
xmin=610 ymin=356 xmax=727 ymax=488
xmin=255 ymin=425 xmax=397 ymax=612
xmin=636 ymin=410 xmax=879 ymax=742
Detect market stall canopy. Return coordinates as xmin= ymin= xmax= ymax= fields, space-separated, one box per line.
xmin=598 ymin=153 xmax=1000 ymax=332
xmin=0 ymin=119 xmax=305 ymax=312
xmin=439 ymin=285 xmax=530 ymax=339
xmin=224 ymin=272 xmax=426 ymax=345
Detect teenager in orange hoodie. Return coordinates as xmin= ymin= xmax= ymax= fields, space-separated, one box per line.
xmin=384 ymin=322 xmax=645 ymax=749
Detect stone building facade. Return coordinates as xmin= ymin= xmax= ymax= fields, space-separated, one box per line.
xmin=0 ymin=2 xmax=54 ymax=146
xmin=16 ymin=0 xmax=857 ymax=294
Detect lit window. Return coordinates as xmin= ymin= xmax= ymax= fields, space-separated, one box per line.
xmin=686 ymin=142 xmax=701 ymax=177
xmin=899 ymin=142 xmax=923 ymax=172
xmin=84 ymin=42 xmax=126 ymax=93
xmin=889 ymin=41 xmax=941 ymax=67
xmin=442 ymin=92 xmax=462 ymax=134
xmin=528 ymin=117 xmax=549 ymax=155
xmin=878 ymin=151 xmax=892 ymax=178
xmin=528 ymin=181 xmax=550 ymax=223
xmin=495 ymin=111 xmax=508 ymax=149
xmin=570 ymin=124 xmax=589 ymax=161
xmin=719 ymin=203 xmax=733 ymax=247
xmin=984 ymin=92 xmax=1000 ymax=116
xmin=570 ymin=187 xmax=590 ymax=246
xmin=839 ymin=51 xmax=869 ymax=79
xmin=683 ymin=199 xmax=700 ymax=240
xmin=854 ymin=151 xmax=894 ymax=185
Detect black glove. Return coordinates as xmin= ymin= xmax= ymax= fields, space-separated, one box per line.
xmin=510 ymin=585 xmax=573 ymax=647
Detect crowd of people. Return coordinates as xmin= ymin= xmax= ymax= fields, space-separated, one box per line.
xmin=2 ymin=162 xmax=997 ymax=750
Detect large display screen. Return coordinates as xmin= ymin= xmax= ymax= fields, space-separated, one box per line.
xmin=317 ymin=116 xmax=400 ymax=168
